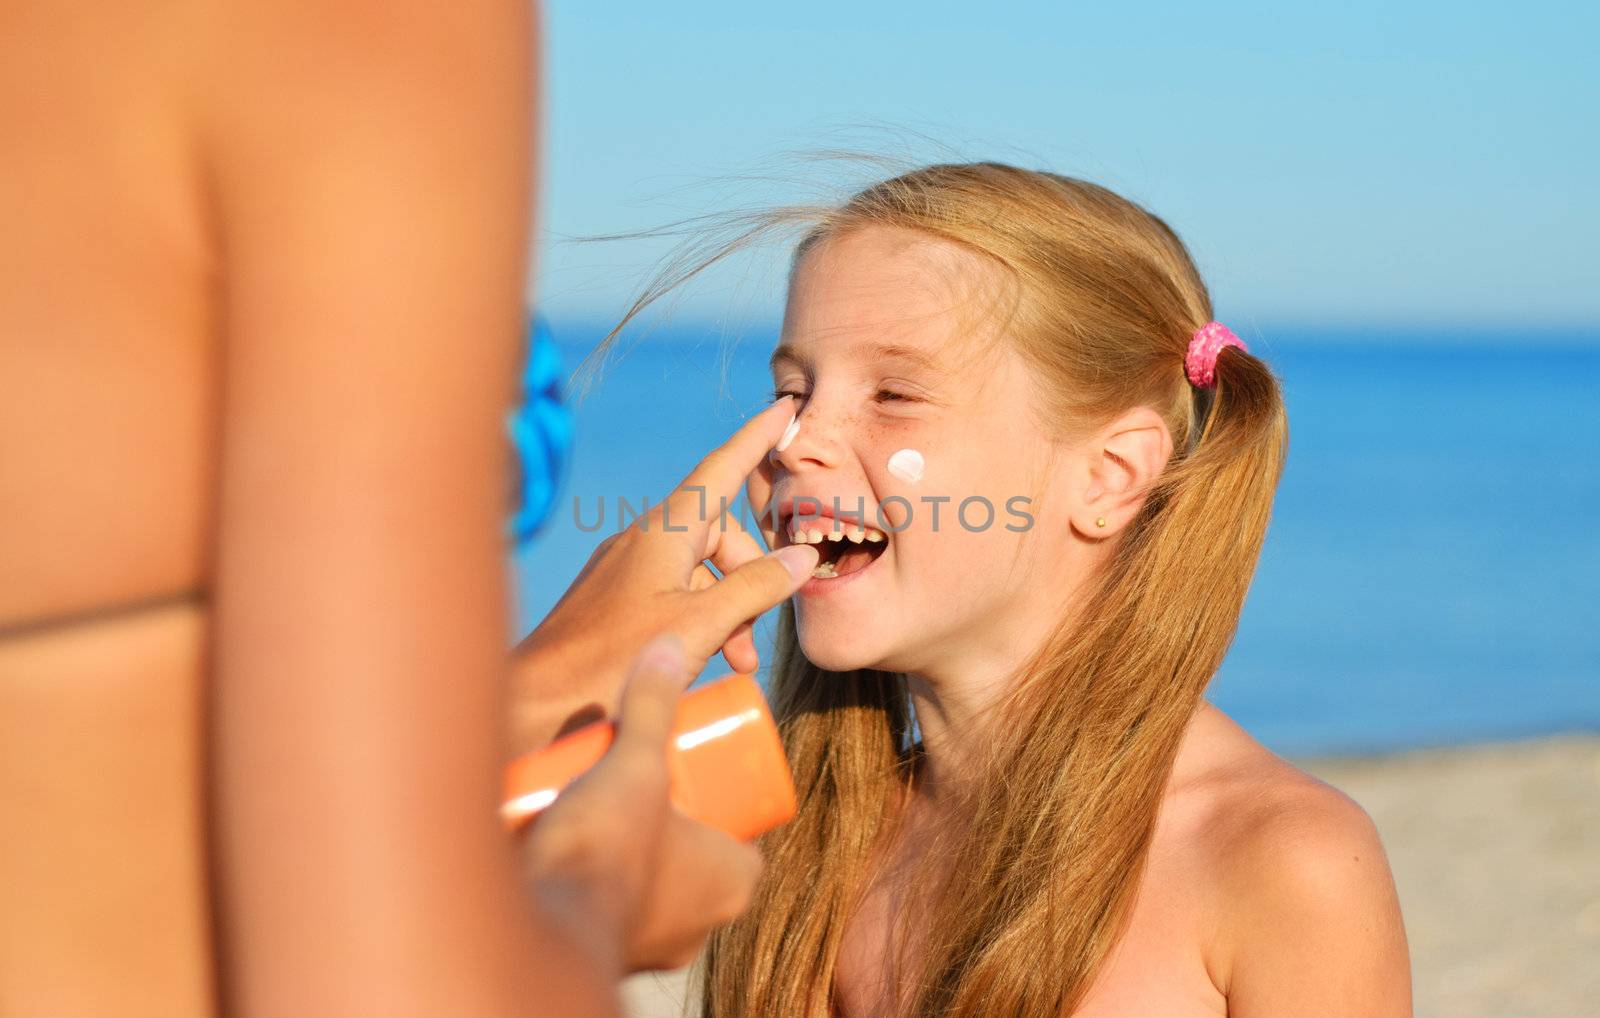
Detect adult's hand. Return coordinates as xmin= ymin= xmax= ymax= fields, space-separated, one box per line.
xmin=509 ymin=397 xmax=816 ymax=752
xmin=521 ymin=635 xmax=764 ymax=974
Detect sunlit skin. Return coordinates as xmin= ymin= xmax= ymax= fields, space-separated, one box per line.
xmin=747 ymin=225 xmax=1412 ymax=1017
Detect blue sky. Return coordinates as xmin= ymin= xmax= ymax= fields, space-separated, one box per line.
xmin=534 ymin=2 xmax=1597 ymax=332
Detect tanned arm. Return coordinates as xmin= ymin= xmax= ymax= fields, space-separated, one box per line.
xmin=205 ymin=1 xmax=614 ymax=1013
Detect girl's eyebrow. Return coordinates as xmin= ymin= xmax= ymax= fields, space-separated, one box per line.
xmin=768 ymin=341 xmax=943 ymax=374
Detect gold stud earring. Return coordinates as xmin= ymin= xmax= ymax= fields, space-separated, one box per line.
xmin=1095 ymin=516 xmax=1107 ymax=528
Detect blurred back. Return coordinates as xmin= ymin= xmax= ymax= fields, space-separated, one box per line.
xmin=0 ymin=0 xmax=220 ymax=1014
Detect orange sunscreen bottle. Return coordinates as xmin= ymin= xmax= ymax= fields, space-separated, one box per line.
xmin=501 ymin=673 xmax=797 ymax=842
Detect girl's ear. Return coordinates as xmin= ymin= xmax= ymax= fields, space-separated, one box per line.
xmin=1072 ymin=406 xmax=1173 ymax=537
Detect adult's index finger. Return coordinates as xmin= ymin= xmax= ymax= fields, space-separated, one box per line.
xmin=666 ymin=396 xmax=796 ymax=530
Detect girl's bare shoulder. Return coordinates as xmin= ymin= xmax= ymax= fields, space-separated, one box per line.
xmin=1172 ymin=702 xmax=1376 ymax=852
xmin=1167 ymin=704 xmax=1411 ymax=1014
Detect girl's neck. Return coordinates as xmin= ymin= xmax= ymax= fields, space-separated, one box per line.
xmin=902 ymin=669 xmax=1012 ymax=811
xmin=900 ymin=569 xmax=1102 ymax=806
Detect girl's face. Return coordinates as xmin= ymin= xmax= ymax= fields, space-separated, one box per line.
xmin=749 ymin=226 xmax=1087 ymax=679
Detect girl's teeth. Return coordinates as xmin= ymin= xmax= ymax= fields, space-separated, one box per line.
xmin=788 ymin=524 xmax=889 ymax=542
xmin=813 ymin=562 xmax=838 ymax=578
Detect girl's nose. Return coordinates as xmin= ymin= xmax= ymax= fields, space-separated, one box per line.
xmin=770 ymin=402 xmax=844 ymax=473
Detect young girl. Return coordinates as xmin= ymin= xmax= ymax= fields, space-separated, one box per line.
xmin=615 ymin=162 xmax=1411 ymax=1016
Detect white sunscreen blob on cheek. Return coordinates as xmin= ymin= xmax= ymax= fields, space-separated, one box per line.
xmin=887 ymin=448 xmax=925 ymax=484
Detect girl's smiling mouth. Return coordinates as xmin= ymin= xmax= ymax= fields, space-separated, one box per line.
xmin=775 ymin=499 xmax=892 ymax=590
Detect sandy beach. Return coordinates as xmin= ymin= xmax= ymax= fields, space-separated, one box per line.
xmin=1304 ymin=733 xmax=1600 ymax=1018
xmin=620 ymin=732 xmax=1600 ymax=1018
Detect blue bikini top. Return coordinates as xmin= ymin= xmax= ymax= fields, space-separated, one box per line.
xmin=508 ymin=314 xmax=572 ymax=548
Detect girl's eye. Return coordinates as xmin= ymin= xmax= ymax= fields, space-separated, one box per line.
xmin=771 ymin=386 xmax=920 ymax=404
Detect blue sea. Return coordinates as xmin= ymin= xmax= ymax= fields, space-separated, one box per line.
xmin=512 ymin=323 xmax=1600 ymax=758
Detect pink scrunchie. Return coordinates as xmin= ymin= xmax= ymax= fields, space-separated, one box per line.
xmin=1185 ymin=321 xmax=1247 ymax=389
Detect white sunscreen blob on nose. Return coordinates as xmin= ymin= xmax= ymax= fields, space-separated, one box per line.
xmin=776 ymin=413 xmax=801 ymax=452
xmin=887 ymin=448 xmax=925 ymax=484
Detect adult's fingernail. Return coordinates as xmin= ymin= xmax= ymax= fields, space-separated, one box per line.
xmin=775 ymin=413 xmax=800 ymax=453
xmin=773 ymin=544 xmax=820 ymax=582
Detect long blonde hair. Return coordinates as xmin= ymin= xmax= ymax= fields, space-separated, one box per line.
xmin=604 ymin=161 xmax=1288 ymax=1016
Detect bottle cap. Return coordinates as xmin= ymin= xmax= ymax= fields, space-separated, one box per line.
xmin=668 ymin=673 xmax=797 ymax=842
